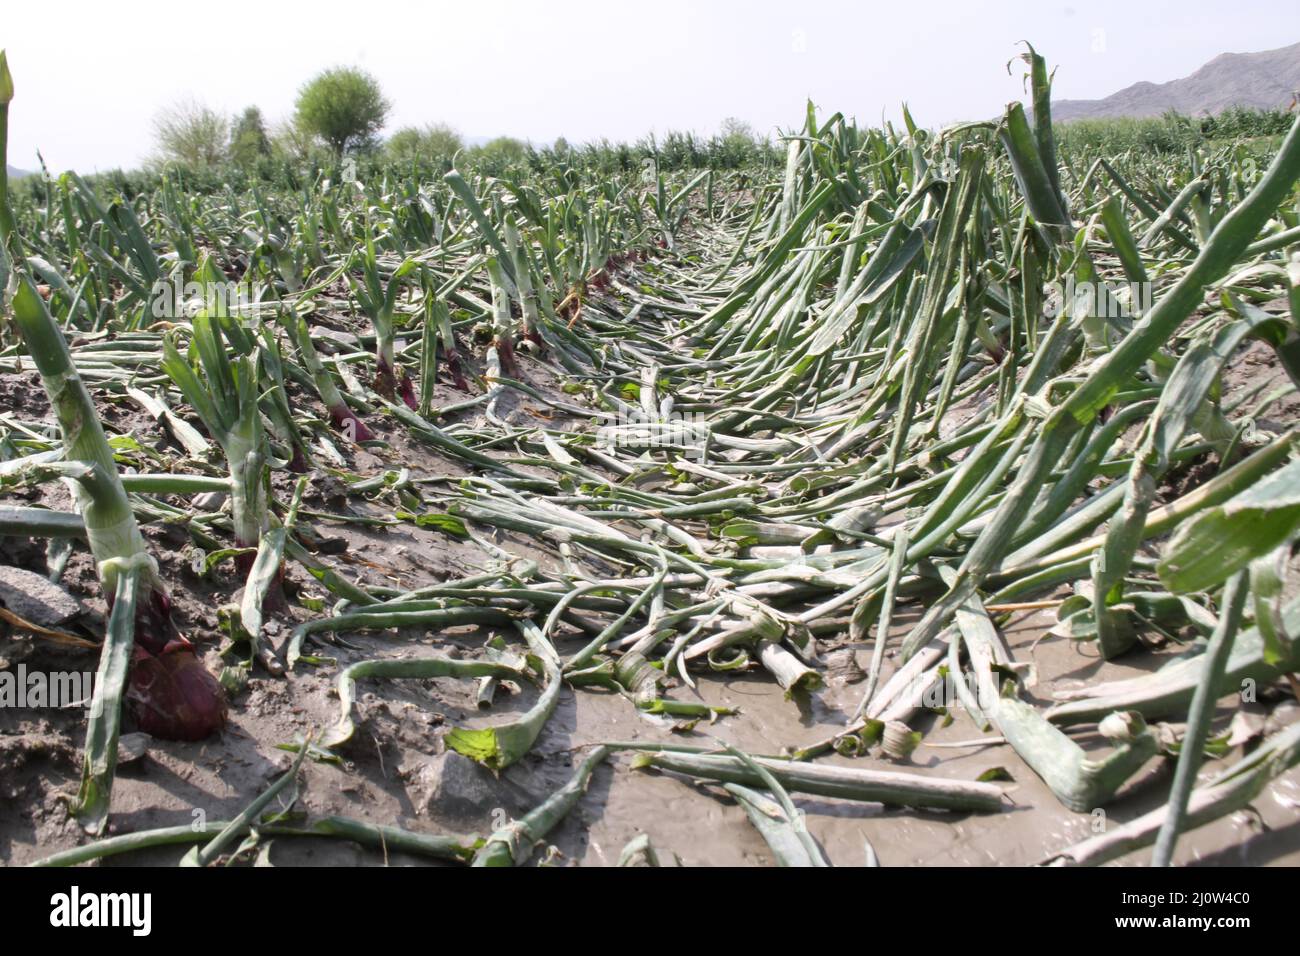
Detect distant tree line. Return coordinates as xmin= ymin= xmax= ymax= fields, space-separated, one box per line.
xmin=131 ymin=65 xmax=778 ymax=190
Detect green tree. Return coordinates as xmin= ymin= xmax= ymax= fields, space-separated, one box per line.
xmin=228 ymin=106 xmax=270 ymax=166
xmin=151 ymin=99 xmax=228 ymax=169
xmin=269 ymin=118 xmax=324 ymax=164
xmin=472 ymin=136 xmax=528 ymax=168
xmin=386 ymin=126 xmax=425 ymax=164
xmin=720 ymin=117 xmax=754 ymax=141
xmin=294 ymin=66 xmax=390 ymax=158
xmin=386 ymin=123 xmax=463 ymax=164
xmin=423 ymin=123 xmax=463 ymax=159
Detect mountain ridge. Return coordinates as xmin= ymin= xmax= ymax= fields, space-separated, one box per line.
xmin=1053 ymin=40 xmax=1300 ymax=121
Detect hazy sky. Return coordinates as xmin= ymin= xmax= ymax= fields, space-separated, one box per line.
xmin=6 ymin=0 xmax=1299 ymax=173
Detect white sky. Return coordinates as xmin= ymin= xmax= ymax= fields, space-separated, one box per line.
xmin=6 ymin=0 xmax=1299 ymax=173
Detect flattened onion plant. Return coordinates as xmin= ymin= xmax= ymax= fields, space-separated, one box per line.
xmin=280 ymin=309 xmax=374 ymax=441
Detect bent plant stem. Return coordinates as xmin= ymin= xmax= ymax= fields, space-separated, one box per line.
xmin=8 ymin=278 xmax=164 ymax=613
xmin=30 ymin=815 xmax=481 ymax=867
xmin=283 ymin=312 xmax=374 ymax=441
xmin=239 ymin=476 xmax=308 ymax=672
xmin=1046 ymin=722 xmax=1300 ymax=866
xmin=943 ymin=563 xmax=1159 ymax=811
xmin=71 ymin=562 xmax=139 ymax=835
xmin=1151 ymin=571 xmax=1248 ymax=866
xmin=1047 ymin=594 xmax=1300 ymax=725
xmin=903 ymin=108 xmax=1300 ymax=661
xmin=637 ymin=750 xmax=1006 ymax=812
xmin=719 ymin=740 xmax=828 ymax=867
xmin=180 ymin=740 xmax=310 ymax=866
xmin=472 ymin=744 xmax=611 ymax=867
xmin=323 ymin=655 xmax=529 ymax=748
xmin=445 ymin=619 xmax=562 ymax=770
xmin=994 ymin=700 xmax=1159 ymax=812
xmin=6 ymin=261 xmax=224 ymax=821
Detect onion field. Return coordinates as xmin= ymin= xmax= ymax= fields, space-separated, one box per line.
xmin=2 ymin=46 xmax=1300 ymax=868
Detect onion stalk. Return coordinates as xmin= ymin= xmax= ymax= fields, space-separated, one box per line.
xmin=280 ymin=310 xmax=374 ymax=441
xmin=486 ymin=255 xmax=520 ymax=378
xmin=505 ymin=215 xmax=543 ymax=349
xmin=161 ymin=296 xmax=268 ymax=570
xmin=0 ymin=54 xmax=224 ymax=771
xmin=349 ymin=227 xmax=417 ymax=407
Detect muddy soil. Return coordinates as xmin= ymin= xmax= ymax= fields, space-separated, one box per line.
xmin=1 ymin=317 xmax=1298 ymax=868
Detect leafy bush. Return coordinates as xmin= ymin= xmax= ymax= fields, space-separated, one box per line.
xmin=150 ymin=99 xmax=229 ymax=170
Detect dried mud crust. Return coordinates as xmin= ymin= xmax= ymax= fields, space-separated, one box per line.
xmin=2 ymin=314 xmax=1299 ymax=868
